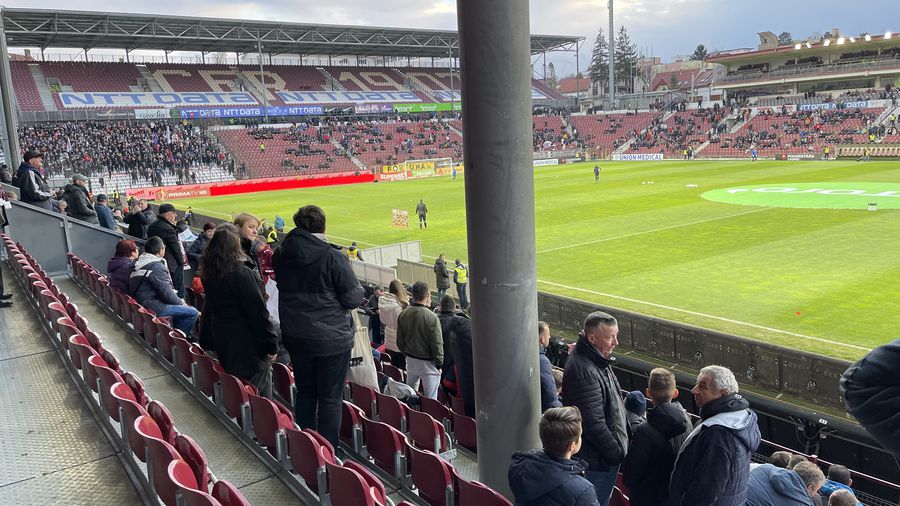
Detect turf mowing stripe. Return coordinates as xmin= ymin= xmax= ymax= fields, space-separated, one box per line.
xmin=535 ymin=279 xmax=872 ymax=352
xmin=536 ymin=207 xmax=769 ymax=254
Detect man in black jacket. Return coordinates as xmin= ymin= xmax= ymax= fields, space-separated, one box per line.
xmin=668 ymin=365 xmax=761 ymax=506
xmin=14 ymin=151 xmax=53 ymax=211
xmin=621 ymin=368 xmax=691 ymax=506
xmin=841 ymin=338 xmax=900 ymax=462
xmin=62 ymin=174 xmax=99 ymax=224
xmin=147 ymin=203 xmax=186 ymax=298
xmin=562 ymin=311 xmax=628 ymax=505
xmin=433 ymin=254 xmax=450 ymax=298
xmin=124 ymin=199 xmax=153 ymax=239
xmin=273 ymin=204 xmax=364 ymax=448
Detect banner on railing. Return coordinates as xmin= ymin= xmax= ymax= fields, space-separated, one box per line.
xmin=179 ymin=105 xmax=324 ymax=119
xmin=798 ymin=100 xmax=868 ymax=111
xmin=277 ymin=91 xmax=421 ymax=104
xmin=379 ymin=165 xmax=408 ymax=182
xmin=612 ymin=153 xmax=665 ymax=161
xmin=134 ymin=108 xmax=175 ymax=120
xmin=355 ymin=103 xmax=395 ymax=114
xmin=433 ymin=88 xmax=549 ymax=101
xmin=533 ymin=158 xmax=560 ymax=166
xmin=58 ymin=92 xmax=258 ymax=108
xmin=394 ymin=102 xmax=461 ymax=113
xmin=126 ymin=172 xmax=374 ymax=200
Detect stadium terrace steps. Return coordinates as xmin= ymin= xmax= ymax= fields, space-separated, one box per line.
xmin=10 ymin=61 xmax=46 ymax=112
xmin=28 ymin=63 xmax=58 ymax=112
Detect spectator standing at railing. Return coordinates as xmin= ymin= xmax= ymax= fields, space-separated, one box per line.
xmin=397 ymin=281 xmax=444 ymax=400
xmin=62 ymin=174 xmax=99 ymax=225
xmin=274 ymin=204 xmax=364 ymax=448
xmin=14 ymin=150 xmax=53 ymax=211
xmin=148 ymin=204 xmax=186 ymax=298
xmin=562 ymin=311 xmax=628 ymax=505
xmin=668 ymin=365 xmax=761 ymax=506
xmin=95 ymin=194 xmax=116 ymax=231
xmin=124 ymin=199 xmax=153 ymax=240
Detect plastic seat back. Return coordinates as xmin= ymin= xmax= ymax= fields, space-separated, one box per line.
xmin=172 ymin=336 xmax=197 ymax=378
xmin=420 ymin=396 xmax=451 ymax=428
xmin=451 ymin=410 xmax=477 ymax=452
xmin=375 ymin=391 xmax=408 ymax=433
xmin=135 ymin=416 xmax=181 ymax=506
xmin=219 ymin=373 xmax=251 ymax=422
xmin=362 ymin=416 xmax=407 ymax=479
xmin=456 ymin=476 xmax=512 ymax=506
xmin=194 ymin=352 xmax=223 ymax=399
xmin=408 ymin=409 xmax=449 ymax=453
xmin=167 ymin=459 xmax=219 ymax=506
xmin=325 ymin=461 xmax=378 ymax=506
xmin=111 ymin=384 xmax=149 ymax=460
xmin=383 ymin=363 xmax=405 ymax=382
xmin=286 ymin=427 xmax=332 ymax=494
xmin=341 ymin=400 xmax=364 ymax=449
xmin=343 ymin=461 xmax=389 ymax=506
xmin=272 ymin=362 xmax=294 ymax=405
xmin=174 ymin=434 xmax=210 ymax=492
xmin=249 ymin=392 xmax=293 ymax=457
xmin=158 ymin=330 xmax=178 ymax=363
xmin=211 ymin=480 xmax=251 ymax=506
xmin=84 ymin=354 xmax=109 ymax=393
xmin=123 ymin=371 xmax=150 ymax=407
xmin=148 ymin=400 xmax=177 ymax=445
xmin=350 ymin=382 xmax=378 ymax=418
xmin=69 ymin=335 xmax=95 ymax=371
xmin=407 ymin=442 xmax=454 ymax=506
xmin=95 ymin=364 xmax=125 ymax=420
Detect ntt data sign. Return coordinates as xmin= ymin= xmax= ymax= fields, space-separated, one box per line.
xmin=277 ymin=91 xmax=421 ymax=104
xmin=702 ymin=182 xmax=900 ymax=209
xmin=59 ymin=92 xmax=258 ymax=108
xmin=179 ymin=105 xmax=324 ymax=119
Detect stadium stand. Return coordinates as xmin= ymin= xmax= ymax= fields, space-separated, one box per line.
xmin=9 ymin=61 xmax=45 ymax=112
xmin=146 ymin=64 xmax=243 ymax=93
xmin=570 ymin=112 xmax=663 ymax=154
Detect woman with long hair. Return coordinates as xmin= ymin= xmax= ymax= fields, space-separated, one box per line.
xmin=233 ymin=212 xmax=262 ymax=275
xmin=379 ymin=278 xmax=410 ymax=369
xmin=199 ymin=224 xmax=279 ymax=397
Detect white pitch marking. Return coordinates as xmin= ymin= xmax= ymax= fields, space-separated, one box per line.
xmin=536 ymin=279 xmax=871 ymax=352
xmin=536 ymin=208 xmax=769 ymax=254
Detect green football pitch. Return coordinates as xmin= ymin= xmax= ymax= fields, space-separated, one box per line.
xmin=168 ymin=159 xmax=900 ymax=361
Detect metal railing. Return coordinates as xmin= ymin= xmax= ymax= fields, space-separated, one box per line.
xmin=722 ymin=57 xmax=900 ymax=84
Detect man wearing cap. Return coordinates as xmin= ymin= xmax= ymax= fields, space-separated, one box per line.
xmin=95 ymin=194 xmax=116 ymax=231
xmin=14 ymin=150 xmax=53 ymax=211
xmin=148 ymin=203 xmax=186 ymax=298
xmin=63 ymin=174 xmax=99 ymax=224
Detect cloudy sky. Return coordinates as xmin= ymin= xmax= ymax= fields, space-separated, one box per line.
xmin=5 ymin=0 xmax=897 ymax=77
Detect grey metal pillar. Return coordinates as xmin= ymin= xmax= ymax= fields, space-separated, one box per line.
xmin=258 ymin=39 xmax=268 ymax=122
xmin=575 ymin=42 xmax=581 ymax=111
xmin=0 ymin=10 xmax=22 ymax=168
xmin=608 ymin=0 xmax=615 ymax=107
xmin=456 ymin=0 xmax=541 ymax=496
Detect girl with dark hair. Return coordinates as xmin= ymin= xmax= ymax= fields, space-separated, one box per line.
xmin=199 ymin=224 xmax=279 ymax=397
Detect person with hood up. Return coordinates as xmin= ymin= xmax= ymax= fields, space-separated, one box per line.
xmin=621 ymin=368 xmax=691 ymax=506
xmin=129 ymin=236 xmax=199 ymax=337
xmin=433 ymin=253 xmax=450 ymax=298
xmin=62 ymin=174 xmax=99 ymax=224
xmin=274 ymin=214 xmax=285 ymax=232
xmin=668 ymin=365 xmax=761 ymax=506
xmin=623 ymin=391 xmax=647 ymax=435
xmin=273 ymin=204 xmax=364 ymax=448
xmin=746 ymin=460 xmax=825 ymax=506
xmin=14 ymin=151 xmax=53 ymax=210
xmin=108 ymin=239 xmax=138 ymax=293
xmin=508 ymin=406 xmax=599 ymax=506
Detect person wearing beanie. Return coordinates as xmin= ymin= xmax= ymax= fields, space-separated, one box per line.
xmin=624 ymin=390 xmax=647 ymax=434
xmin=95 ymin=193 xmax=116 ymax=231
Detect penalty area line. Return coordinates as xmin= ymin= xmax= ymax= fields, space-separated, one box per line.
xmin=536 ymin=279 xmax=871 ymax=352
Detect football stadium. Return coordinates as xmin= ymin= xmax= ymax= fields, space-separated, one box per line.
xmin=0 ymin=4 xmax=899 ymax=506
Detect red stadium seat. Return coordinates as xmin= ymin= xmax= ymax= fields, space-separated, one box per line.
xmin=326 ymin=460 xmax=389 ymax=506
xmin=173 ymin=434 xmax=211 ymax=492
xmin=211 ymin=480 xmax=251 ymax=506
xmin=408 ymin=408 xmax=451 ymax=453
xmin=248 ymin=392 xmax=294 ymax=458
xmin=451 ymin=410 xmax=477 ymax=453
xmin=375 ymin=391 xmax=408 ymax=433
xmin=361 ymin=415 xmax=407 ymax=480
xmin=272 ymin=362 xmax=295 ymax=406
xmin=134 ymin=415 xmax=181 ymax=506
xmin=147 ymin=400 xmax=178 ymax=445
xmin=407 ymin=442 xmax=454 ymax=506
xmin=286 ymin=427 xmax=334 ymax=494
xmin=350 ymin=381 xmax=378 ymax=419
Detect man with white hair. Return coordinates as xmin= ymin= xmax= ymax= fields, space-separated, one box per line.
xmin=668 ymin=365 xmax=761 ymax=506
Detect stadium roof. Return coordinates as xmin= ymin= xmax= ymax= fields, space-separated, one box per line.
xmin=0 ymin=8 xmax=582 ymax=58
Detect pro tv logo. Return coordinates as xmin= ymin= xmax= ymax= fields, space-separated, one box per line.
xmin=702 ymin=183 xmax=900 ymax=209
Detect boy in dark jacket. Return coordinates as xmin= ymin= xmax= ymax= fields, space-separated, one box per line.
xmin=509 ymin=406 xmax=600 ymax=506
xmin=621 ymin=368 xmax=691 ymax=506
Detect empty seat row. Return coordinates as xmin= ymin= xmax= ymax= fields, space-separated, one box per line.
xmin=3 ymin=236 xmax=249 ymax=506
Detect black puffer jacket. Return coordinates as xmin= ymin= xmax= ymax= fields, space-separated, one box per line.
xmin=620 ymin=401 xmax=692 ymax=506
xmin=445 ymin=314 xmax=474 ymax=417
xmin=124 ymin=208 xmax=153 ymax=239
xmin=841 ymin=338 xmax=900 ymax=461
xmin=14 ymin=162 xmax=52 ymax=210
xmin=200 ymin=266 xmax=279 ymax=380
xmin=273 ymin=228 xmax=364 ymax=357
xmin=562 ymin=336 xmax=628 ymax=472
xmin=668 ymin=393 xmax=761 ymax=506
xmin=147 ymin=217 xmax=184 ymax=273
xmin=508 ymin=449 xmax=599 ymax=506
xmin=62 ymin=183 xmax=99 ymax=224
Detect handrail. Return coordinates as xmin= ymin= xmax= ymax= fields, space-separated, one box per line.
xmin=721 ymin=57 xmax=900 ymax=84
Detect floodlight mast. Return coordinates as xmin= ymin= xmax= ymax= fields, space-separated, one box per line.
xmin=608 ymin=0 xmax=616 ymax=108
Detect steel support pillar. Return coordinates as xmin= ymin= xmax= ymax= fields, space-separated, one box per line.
xmin=0 ymin=10 xmax=22 ymax=167
xmin=456 ymin=0 xmax=541 ymax=497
